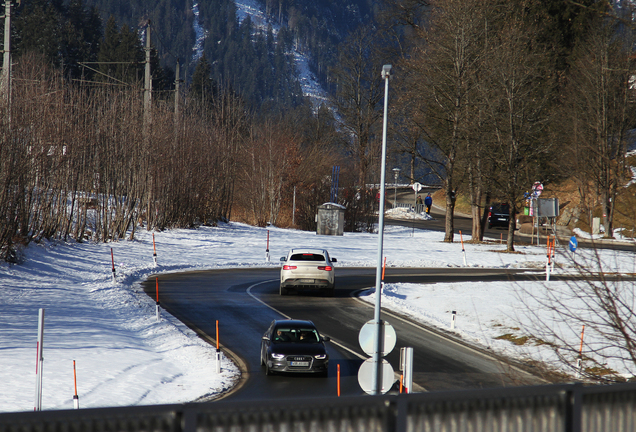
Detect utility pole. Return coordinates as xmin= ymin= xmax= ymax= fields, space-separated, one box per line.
xmin=1 ymin=0 xmax=12 ymax=114
xmin=143 ymin=20 xmax=152 ymax=129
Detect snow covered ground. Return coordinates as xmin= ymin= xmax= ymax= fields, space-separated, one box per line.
xmin=2 ymin=218 xmax=635 ymax=413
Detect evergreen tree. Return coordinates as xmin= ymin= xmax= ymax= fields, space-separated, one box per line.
xmin=191 ymin=54 xmax=216 ymax=104
xmin=115 ymin=24 xmax=144 ymax=84
xmin=97 ymin=16 xmax=120 ymax=82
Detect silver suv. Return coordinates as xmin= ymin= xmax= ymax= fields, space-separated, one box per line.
xmin=279 ymin=249 xmax=337 ymax=296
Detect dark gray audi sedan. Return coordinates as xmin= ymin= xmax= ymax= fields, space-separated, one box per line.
xmin=260 ymin=319 xmax=330 ymax=376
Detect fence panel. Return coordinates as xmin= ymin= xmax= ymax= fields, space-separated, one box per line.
xmin=4 ymin=383 xmax=636 ymax=432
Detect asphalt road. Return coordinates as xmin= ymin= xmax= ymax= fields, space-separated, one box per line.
xmin=142 ymin=267 xmax=551 ymax=402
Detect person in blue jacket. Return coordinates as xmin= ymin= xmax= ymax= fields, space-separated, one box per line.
xmin=424 ymin=193 xmax=432 ymax=214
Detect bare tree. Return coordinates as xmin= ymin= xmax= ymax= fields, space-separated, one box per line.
xmin=403 ymin=0 xmax=488 ymax=242
xmin=329 ymin=24 xmax=385 ymax=188
xmin=518 ymin=248 xmax=636 ymax=382
xmin=478 ymin=1 xmax=554 ymax=252
xmin=561 ymin=14 xmax=636 ymax=238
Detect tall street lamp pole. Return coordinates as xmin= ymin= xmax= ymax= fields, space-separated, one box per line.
xmin=373 ymin=64 xmax=392 ymax=396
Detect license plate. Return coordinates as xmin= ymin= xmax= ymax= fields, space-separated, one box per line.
xmin=299 ymin=279 xmax=314 ymax=283
xmin=290 ymin=361 xmax=309 ymax=367
xmin=498 ymin=218 xmax=506 ymax=221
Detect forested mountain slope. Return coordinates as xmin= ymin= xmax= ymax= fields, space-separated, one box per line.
xmin=77 ymin=0 xmax=374 ymax=109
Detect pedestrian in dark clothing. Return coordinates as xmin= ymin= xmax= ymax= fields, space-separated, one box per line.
xmin=424 ymin=193 xmax=432 ymax=214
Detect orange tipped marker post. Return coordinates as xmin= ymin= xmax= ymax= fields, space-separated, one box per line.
xmin=265 ymin=230 xmax=270 ymax=262
xmin=337 ymin=364 xmax=341 ymax=397
xmin=577 ymin=325 xmax=585 ymax=376
xmin=459 ymin=230 xmax=467 ymax=266
xmin=73 ymin=360 xmax=79 ymax=409
xmin=155 ymin=278 xmax=161 ymax=321
xmin=110 ymin=248 xmax=116 ymax=282
xmin=216 ymin=320 xmax=221 ymax=373
xmin=152 ymin=233 xmax=157 ymax=266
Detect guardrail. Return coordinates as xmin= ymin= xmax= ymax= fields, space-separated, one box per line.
xmin=2 ymin=382 xmax=635 ymax=432
xmin=392 ymin=202 xmax=426 ymax=214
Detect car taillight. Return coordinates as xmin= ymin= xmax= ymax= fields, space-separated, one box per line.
xmin=318 ymin=266 xmax=332 ymax=271
xmin=283 ymin=265 xmax=297 ymax=270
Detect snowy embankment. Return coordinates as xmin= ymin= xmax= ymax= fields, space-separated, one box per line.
xmin=2 ymin=221 xmax=635 ymax=413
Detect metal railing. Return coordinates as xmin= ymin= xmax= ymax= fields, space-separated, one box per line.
xmin=2 ymin=382 xmax=636 ymax=432
xmin=392 ymin=202 xmax=427 ymax=214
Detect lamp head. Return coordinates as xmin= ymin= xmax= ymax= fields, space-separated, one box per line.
xmin=381 ymin=64 xmax=392 ymax=79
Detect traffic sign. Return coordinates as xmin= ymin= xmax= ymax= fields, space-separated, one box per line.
xmin=411 ymin=182 xmax=422 ymax=193
xmin=357 ymin=358 xmax=396 ymax=395
xmin=569 ymin=236 xmax=578 ymax=253
xmin=358 ymin=320 xmax=397 ymax=357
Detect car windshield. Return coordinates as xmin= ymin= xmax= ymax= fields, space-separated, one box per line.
xmin=290 ymin=253 xmax=325 ymax=262
xmin=273 ymin=327 xmax=320 ymax=343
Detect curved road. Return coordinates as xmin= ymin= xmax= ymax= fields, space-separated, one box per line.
xmin=142 ymin=267 xmax=552 ymax=401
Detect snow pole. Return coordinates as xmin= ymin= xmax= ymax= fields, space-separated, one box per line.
xmin=34 ymin=309 xmax=45 ymax=411
xmin=152 ymin=233 xmax=157 ymax=266
xmin=545 ymin=238 xmax=551 ymax=281
xmin=459 ymin=230 xmax=467 ymax=266
xmin=382 ymin=257 xmax=386 ymax=280
xmin=500 ymin=233 xmax=503 ymax=245
xmin=155 ymin=278 xmax=161 ymax=322
xmin=551 ymin=235 xmax=556 ymax=272
xmin=399 ymin=374 xmax=403 ymax=393
xmin=216 ymin=320 xmax=221 ymax=373
xmin=450 ymin=310 xmax=457 ymax=330
xmin=265 ymin=230 xmax=270 ymax=262
xmin=337 ymin=364 xmax=341 ymax=397
xmin=72 ymin=360 xmax=79 ymax=409
xmin=577 ymin=325 xmax=585 ymax=378
xmin=110 ymin=248 xmax=116 ymax=282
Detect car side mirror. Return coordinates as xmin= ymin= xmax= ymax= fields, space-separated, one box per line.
xmin=262 ymin=336 xmax=270 ymax=341
xmin=331 ymin=258 xmax=337 ymax=263
xmin=322 ymin=336 xmax=331 ymax=342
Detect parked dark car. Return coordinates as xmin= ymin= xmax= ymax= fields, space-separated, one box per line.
xmin=487 ymin=203 xmax=510 ymax=229
xmin=260 ymin=319 xmax=330 ymax=376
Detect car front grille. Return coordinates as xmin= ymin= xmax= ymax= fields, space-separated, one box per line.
xmin=286 ymin=355 xmax=313 ymax=369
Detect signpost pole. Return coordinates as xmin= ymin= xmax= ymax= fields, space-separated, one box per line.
xmin=373 ymin=64 xmax=392 ymax=396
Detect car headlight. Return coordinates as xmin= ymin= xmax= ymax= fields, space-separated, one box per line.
xmin=314 ymin=354 xmax=327 ymax=360
xmin=271 ymin=353 xmax=285 ymax=360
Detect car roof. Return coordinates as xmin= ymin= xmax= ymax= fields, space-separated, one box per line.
xmin=273 ymin=319 xmax=316 ymax=328
xmin=288 ymin=248 xmax=329 ymax=255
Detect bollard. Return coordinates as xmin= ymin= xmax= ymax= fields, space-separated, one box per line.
xmin=450 ymin=310 xmax=457 ymax=330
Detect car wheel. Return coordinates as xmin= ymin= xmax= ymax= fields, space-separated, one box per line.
xmin=260 ymin=352 xmax=264 ymax=366
xmin=265 ymin=362 xmax=273 ymax=376
xmin=279 ymin=285 xmax=287 ymax=295
xmin=328 ymin=287 xmax=335 ymax=297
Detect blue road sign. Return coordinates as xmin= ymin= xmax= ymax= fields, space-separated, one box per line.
xmin=569 ymin=236 xmax=578 ymax=252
